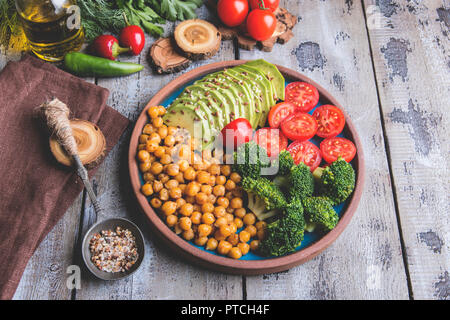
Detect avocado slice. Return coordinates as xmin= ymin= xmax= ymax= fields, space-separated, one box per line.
xmin=244 ymin=59 xmax=285 ymax=101
xmin=232 ymin=65 xmax=275 ymax=127
xmin=222 ymin=69 xmax=258 ymax=128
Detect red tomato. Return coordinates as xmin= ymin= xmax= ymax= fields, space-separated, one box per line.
xmin=285 ymin=82 xmax=319 ymax=112
xmin=320 ymin=137 xmax=356 ymax=163
xmin=221 ymin=118 xmax=253 ymax=150
xmin=268 ymin=102 xmax=298 ymax=128
xmin=253 ymin=127 xmax=288 ymax=158
xmin=246 ymin=9 xmax=277 ymax=41
xmin=249 ymin=0 xmax=280 ymax=11
xmin=217 ymin=0 xmax=249 ymax=27
xmin=119 ymin=25 xmax=145 ymax=55
xmin=287 ymin=141 xmax=322 ymax=171
xmin=313 ymin=105 xmax=346 ymax=138
xmin=281 ymin=113 xmax=318 ymax=141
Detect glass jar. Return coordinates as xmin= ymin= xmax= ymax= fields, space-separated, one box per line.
xmin=15 ymin=0 xmax=84 ymax=62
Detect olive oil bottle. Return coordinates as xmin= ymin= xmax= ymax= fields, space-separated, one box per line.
xmin=15 ymin=0 xmax=84 ymax=62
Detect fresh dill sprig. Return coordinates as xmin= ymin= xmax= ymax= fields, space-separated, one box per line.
xmin=0 ymin=0 xmax=21 ymax=47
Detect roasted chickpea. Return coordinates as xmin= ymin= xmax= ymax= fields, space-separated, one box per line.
xmin=208 ymin=175 xmax=216 ymax=186
xmin=213 ymin=185 xmax=226 ymax=197
xmin=243 ymin=213 xmax=256 ymax=225
xmin=221 ymin=165 xmax=231 ymax=176
xmin=216 ymin=196 xmax=229 ymax=208
xmin=139 ymin=161 xmax=151 ymax=173
xmin=208 ymin=194 xmax=217 ymax=204
xmin=164 ymin=135 xmax=175 ymax=147
xmin=228 ymin=247 xmax=242 ymax=259
xmin=239 ymin=230 xmax=251 ymax=243
xmin=158 ymin=106 xmax=166 ymax=116
xmin=141 ymin=183 xmax=154 ymax=196
xmin=229 ymin=222 xmax=237 ymax=234
xmin=138 ymin=143 xmax=146 ymax=151
xmin=216 ymin=175 xmax=226 ymax=185
xmin=166 ymin=215 xmax=178 ymax=227
xmin=232 ymin=188 xmax=243 ymax=198
xmin=159 ymin=188 xmax=169 ymax=201
xmin=179 ymin=203 xmax=194 ymax=217
xmin=169 ymin=187 xmax=182 ymax=199
xmin=149 ymin=132 xmax=161 ymax=144
xmin=245 ymin=225 xmax=257 ymax=238
xmin=178 ymin=184 xmax=187 ymax=194
xmin=166 ymin=164 xmax=180 ymax=176
xmin=214 ymin=230 xmax=227 ymax=241
xmin=225 ymin=180 xmax=236 ymax=191
xmin=229 ymin=173 xmax=241 ymax=185
xmin=161 ymin=201 xmax=177 ymax=216
xmin=238 ymin=242 xmax=250 ymax=255
xmin=174 ymin=172 xmax=185 ymax=183
xmin=198 ymin=224 xmax=212 ymax=237
xmin=225 ymin=213 xmax=234 ymax=223
xmin=213 ymin=206 xmax=226 ymax=218
xmin=185 ymin=181 xmax=200 ymax=197
xmin=257 ymin=229 xmax=267 ymax=241
xmin=183 ymin=167 xmax=196 ymax=181
xmin=214 ymin=217 xmax=228 ymax=227
xmin=208 ymin=164 xmax=221 ymax=175
xmin=231 ymin=197 xmax=243 ymax=209
xmin=143 ymin=172 xmax=155 ymax=182
xmin=150 ymin=162 xmax=163 ymax=175
xmin=148 ymin=106 xmax=160 ymax=119
xmin=190 ymin=211 xmax=202 ymax=224
xmin=225 ymin=191 xmax=233 ymax=200
xmin=250 ymin=240 xmax=260 ymax=251
xmin=158 ymin=126 xmax=168 ymax=139
xmin=205 ymin=238 xmax=218 ymax=251
xmin=255 ymin=221 xmax=267 ymax=231
xmin=167 ymin=126 xmax=177 ymax=135
xmin=143 ymin=123 xmax=154 ymax=135
xmin=178 ymin=159 xmax=190 ymax=172
xmin=138 ymin=150 xmax=151 ymax=162
xmin=185 ymin=195 xmax=195 ymax=204
xmin=195 ymin=192 xmax=208 ymax=205
xmin=196 ymin=171 xmax=210 ymax=184
xmin=192 ymin=204 xmax=201 ymax=212
xmin=160 ymin=154 xmax=172 ymax=165
xmin=175 ymin=198 xmax=186 ymax=209
xmin=201 ymin=202 xmax=214 ymax=214
xmin=158 ymin=173 xmax=170 ymax=183
xmin=234 ymin=218 xmax=244 ymax=229
xmin=139 ymin=134 xmax=149 ymax=144
xmin=217 ymin=240 xmax=232 ymax=255
xmin=174 ymin=224 xmax=182 ymax=235
xmin=153 ymin=146 xmax=165 ymax=158
xmin=195 ymin=236 xmax=208 ymax=246
xmin=182 ymin=228 xmax=194 ymax=241
xmin=150 ymin=197 xmax=162 ymax=209
xmin=219 ymin=224 xmax=232 ymax=237
xmin=152 ymin=117 xmax=163 ymax=128
xmin=179 ymin=217 xmax=192 ymax=231
xmin=165 ymin=179 xmax=179 ymax=189
xmin=227 ymin=233 xmax=239 ymax=246
xmin=201 ymin=212 xmax=215 ymax=225
xmin=201 ymin=184 xmax=212 ymax=195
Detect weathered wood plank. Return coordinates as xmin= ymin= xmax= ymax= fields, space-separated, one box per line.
xmin=363 ymin=0 xmax=450 ymax=300
xmin=74 ymin=7 xmax=243 ymax=300
xmin=239 ymin=0 xmax=410 ymax=299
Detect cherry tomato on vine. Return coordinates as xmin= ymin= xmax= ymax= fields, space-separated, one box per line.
xmin=249 ymin=0 xmax=280 ymax=11
xmin=217 ymin=0 xmax=249 ymax=27
xmin=281 ymin=112 xmax=318 ymax=141
xmin=221 ymin=118 xmax=253 ymax=150
xmin=313 ymin=105 xmax=346 ymax=138
xmin=268 ymin=102 xmax=298 ymax=128
xmin=246 ymin=9 xmax=277 ymax=41
xmin=253 ymin=127 xmax=288 ymax=158
xmin=320 ymin=137 xmax=356 ymax=163
xmin=285 ymin=82 xmax=319 ymax=112
xmin=287 ymin=140 xmax=322 ymax=171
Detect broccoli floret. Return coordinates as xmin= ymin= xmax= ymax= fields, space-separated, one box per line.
xmin=272 ymin=150 xmax=295 ymax=175
xmin=259 ymin=199 xmax=306 ymax=257
xmin=302 ymin=196 xmax=339 ymax=232
xmin=288 ymin=162 xmax=314 ymax=201
xmin=247 ymin=192 xmax=280 ymax=221
xmin=233 ymin=141 xmax=270 ymax=179
xmin=242 ymin=176 xmax=287 ymax=211
xmin=313 ymin=157 xmax=356 ymax=205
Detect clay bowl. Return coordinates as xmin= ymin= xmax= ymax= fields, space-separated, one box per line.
xmin=128 ymin=60 xmax=365 ymax=275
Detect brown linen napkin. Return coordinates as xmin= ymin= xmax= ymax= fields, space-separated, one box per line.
xmin=0 ymin=55 xmax=130 ymax=300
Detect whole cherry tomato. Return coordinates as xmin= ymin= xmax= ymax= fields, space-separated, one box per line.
xmin=120 ymin=25 xmax=145 ymax=55
xmin=221 ymin=118 xmax=253 ymax=150
xmin=246 ymin=8 xmax=277 ymax=41
xmin=249 ymin=0 xmax=280 ymax=12
xmin=217 ymin=0 xmax=249 ymax=27
xmin=92 ymin=35 xmax=129 ymax=60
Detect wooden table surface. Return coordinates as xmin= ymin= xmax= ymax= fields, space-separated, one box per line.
xmin=1 ymin=0 xmax=448 ymax=300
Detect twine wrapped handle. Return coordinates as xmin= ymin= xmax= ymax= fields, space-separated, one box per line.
xmin=37 ymin=98 xmax=104 ymax=218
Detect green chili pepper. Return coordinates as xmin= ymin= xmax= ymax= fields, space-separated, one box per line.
xmin=64 ymin=52 xmax=144 ymax=77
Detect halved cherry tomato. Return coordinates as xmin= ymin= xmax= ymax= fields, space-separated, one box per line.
xmin=249 ymin=0 xmax=279 ymax=11
xmin=268 ymin=102 xmax=297 ymax=128
xmin=313 ymin=105 xmax=345 ymax=138
xmin=320 ymin=137 xmax=356 ymax=163
xmin=221 ymin=118 xmax=253 ymax=151
xmin=285 ymin=82 xmax=319 ymax=112
xmin=287 ymin=140 xmax=322 ymax=171
xmin=253 ymin=127 xmax=288 ymax=158
xmin=281 ymin=113 xmax=318 ymax=141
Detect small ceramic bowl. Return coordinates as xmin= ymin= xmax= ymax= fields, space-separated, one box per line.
xmin=81 ymin=218 xmax=145 ymax=280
